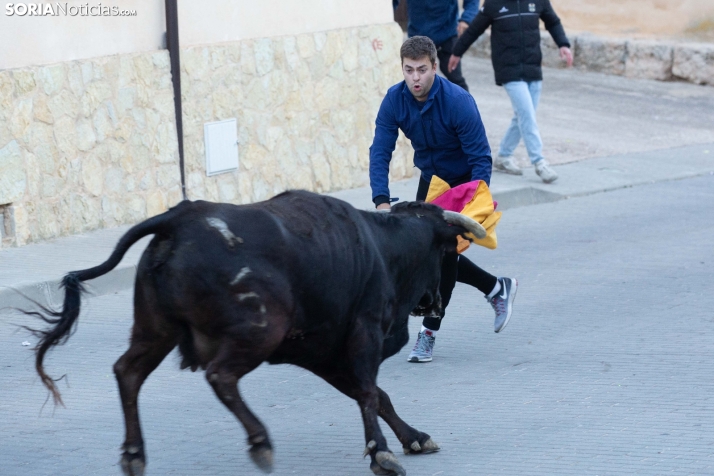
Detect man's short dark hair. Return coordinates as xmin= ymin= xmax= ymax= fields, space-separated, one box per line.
xmin=400 ymin=36 xmax=437 ymax=65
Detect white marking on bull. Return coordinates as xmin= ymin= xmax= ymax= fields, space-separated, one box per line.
xmin=237 ymin=292 xmax=260 ymax=301
xmin=235 ymin=292 xmax=268 ymax=326
xmin=363 ymin=440 xmax=377 ymax=457
xmin=231 ymin=267 xmax=252 ymax=285
xmin=206 ymin=217 xmax=244 ymax=246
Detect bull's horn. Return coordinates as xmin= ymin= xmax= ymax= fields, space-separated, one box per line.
xmin=442 ymin=211 xmax=487 ymax=239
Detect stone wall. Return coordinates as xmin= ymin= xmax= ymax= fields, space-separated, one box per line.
xmin=0 ymin=51 xmax=182 ymax=247
xmin=0 ymin=22 xmax=411 ymax=247
xmin=180 ymin=23 xmax=412 ymax=204
xmin=466 ymin=32 xmax=714 ymax=86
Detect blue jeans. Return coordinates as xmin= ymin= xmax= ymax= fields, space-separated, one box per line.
xmin=498 ymin=80 xmax=544 ymax=165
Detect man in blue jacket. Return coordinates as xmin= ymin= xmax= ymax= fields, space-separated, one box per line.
xmin=394 ymin=0 xmax=479 ymax=91
xmin=370 ymin=36 xmax=518 ymax=363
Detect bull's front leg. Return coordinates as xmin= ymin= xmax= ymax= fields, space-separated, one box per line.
xmin=320 ymin=324 xmax=408 ymax=475
xmin=357 ymin=387 xmax=407 ymax=476
xmin=376 ymin=387 xmax=440 ymax=455
xmin=353 ymin=327 xmax=408 ymax=475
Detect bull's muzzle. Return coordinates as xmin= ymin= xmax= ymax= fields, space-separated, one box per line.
xmin=410 ymin=291 xmax=443 ymax=318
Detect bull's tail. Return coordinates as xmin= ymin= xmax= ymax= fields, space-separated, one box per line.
xmin=25 ymin=202 xmax=187 ymax=406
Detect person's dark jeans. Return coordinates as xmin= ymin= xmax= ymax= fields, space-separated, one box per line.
xmin=436 ymin=36 xmax=469 ymax=92
xmin=416 ymin=176 xmax=497 ymax=330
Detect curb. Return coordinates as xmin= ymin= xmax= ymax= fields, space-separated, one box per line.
xmin=494 ymin=187 xmax=563 ymax=210
xmin=466 ymin=31 xmax=714 ymax=87
xmin=0 ymin=265 xmax=136 ymax=312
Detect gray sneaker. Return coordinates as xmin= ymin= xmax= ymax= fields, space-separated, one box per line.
xmin=535 ymin=160 xmax=558 ymax=183
xmin=407 ymin=330 xmax=435 ymax=363
xmin=487 ymin=277 xmax=518 ymax=333
xmin=494 ymin=156 xmax=523 ymax=175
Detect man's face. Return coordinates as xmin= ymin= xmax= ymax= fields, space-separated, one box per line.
xmin=402 ymin=56 xmax=436 ymax=102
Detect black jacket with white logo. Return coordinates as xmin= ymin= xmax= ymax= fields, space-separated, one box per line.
xmin=453 ymin=0 xmax=570 ymax=85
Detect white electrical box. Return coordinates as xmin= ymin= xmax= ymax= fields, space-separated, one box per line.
xmin=204 ymin=119 xmax=239 ymax=176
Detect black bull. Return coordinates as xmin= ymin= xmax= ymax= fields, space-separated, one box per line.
xmin=28 ymin=190 xmax=486 ymax=476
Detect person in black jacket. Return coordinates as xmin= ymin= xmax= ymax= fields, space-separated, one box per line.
xmin=448 ymin=0 xmax=573 ymax=183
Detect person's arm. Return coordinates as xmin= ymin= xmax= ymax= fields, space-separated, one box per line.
xmin=458 ymin=0 xmax=480 ymax=36
xmin=541 ymin=0 xmax=573 ymax=66
xmin=369 ymin=95 xmax=400 ymax=208
xmin=453 ymin=7 xmax=491 ymax=57
xmin=453 ymin=96 xmax=492 ymax=186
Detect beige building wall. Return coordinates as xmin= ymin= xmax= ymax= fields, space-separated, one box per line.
xmin=0 ymin=50 xmax=183 ymax=246
xmin=0 ymin=2 xmax=411 ymax=247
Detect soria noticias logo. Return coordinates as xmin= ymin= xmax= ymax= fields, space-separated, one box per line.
xmin=5 ymin=3 xmax=137 ymax=16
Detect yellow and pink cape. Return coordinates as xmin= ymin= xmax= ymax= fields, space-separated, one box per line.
xmin=426 ymin=176 xmax=502 ymax=253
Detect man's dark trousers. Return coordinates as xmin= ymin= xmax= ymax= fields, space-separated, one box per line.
xmin=416 ymin=176 xmax=497 ymax=330
xmin=437 ymin=36 xmax=469 ymax=91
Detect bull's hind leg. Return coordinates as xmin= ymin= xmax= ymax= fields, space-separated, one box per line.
xmin=204 ymin=334 xmax=285 ymax=474
xmin=206 ymin=365 xmax=273 ymax=472
xmin=114 ymin=333 xmax=177 ymax=476
xmin=113 ymin=283 xmax=178 ymax=476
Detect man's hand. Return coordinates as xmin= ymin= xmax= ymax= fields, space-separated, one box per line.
xmin=448 ymin=54 xmax=461 ymax=73
xmin=376 ymin=203 xmax=391 ymax=211
xmin=559 ymin=46 xmax=573 ymax=67
xmin=457 ymin=21 xmax=469 ymax=37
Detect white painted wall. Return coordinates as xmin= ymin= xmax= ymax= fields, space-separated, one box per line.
xmin=178 ymin=0 xmax=394 ymax=47
xmin=0 ymin=0 xmax=164 ymax=70
xmin=0 ymin=0 xmax=395 ymax=70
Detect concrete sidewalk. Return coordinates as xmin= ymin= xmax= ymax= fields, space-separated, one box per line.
xmin=1 ymin=142 xmax=712 ymax=311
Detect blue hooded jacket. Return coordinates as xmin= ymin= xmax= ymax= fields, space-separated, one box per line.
xmin=369 ymin=75 xmax=492 ymax=204
xmin=394 ymin=0 xmax=480 ymax=46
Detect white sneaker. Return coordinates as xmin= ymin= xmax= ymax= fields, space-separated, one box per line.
xmin=407 ymin=331 xmax=435 ymax=363
xmin=486 ymin=277 xmax=518 ymax=333
xmin=535 ymin=160 xmax=558 ymax=183
xmin=494 ymin=156 xmax=523 ymax=175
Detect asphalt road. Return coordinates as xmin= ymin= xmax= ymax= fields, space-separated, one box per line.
xmin=2 ymin=174 xmax=713 ymax=475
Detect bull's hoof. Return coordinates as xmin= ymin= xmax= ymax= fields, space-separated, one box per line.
xmin=369 ymin=451 xmax=406 ymax=476
xmin=402 ymin=437 xmax=440 ymax=455
xmin=119 ymin=454 xmax=145 ymax=476
xmin=249 ymin=443 xmax=274 ymax=473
